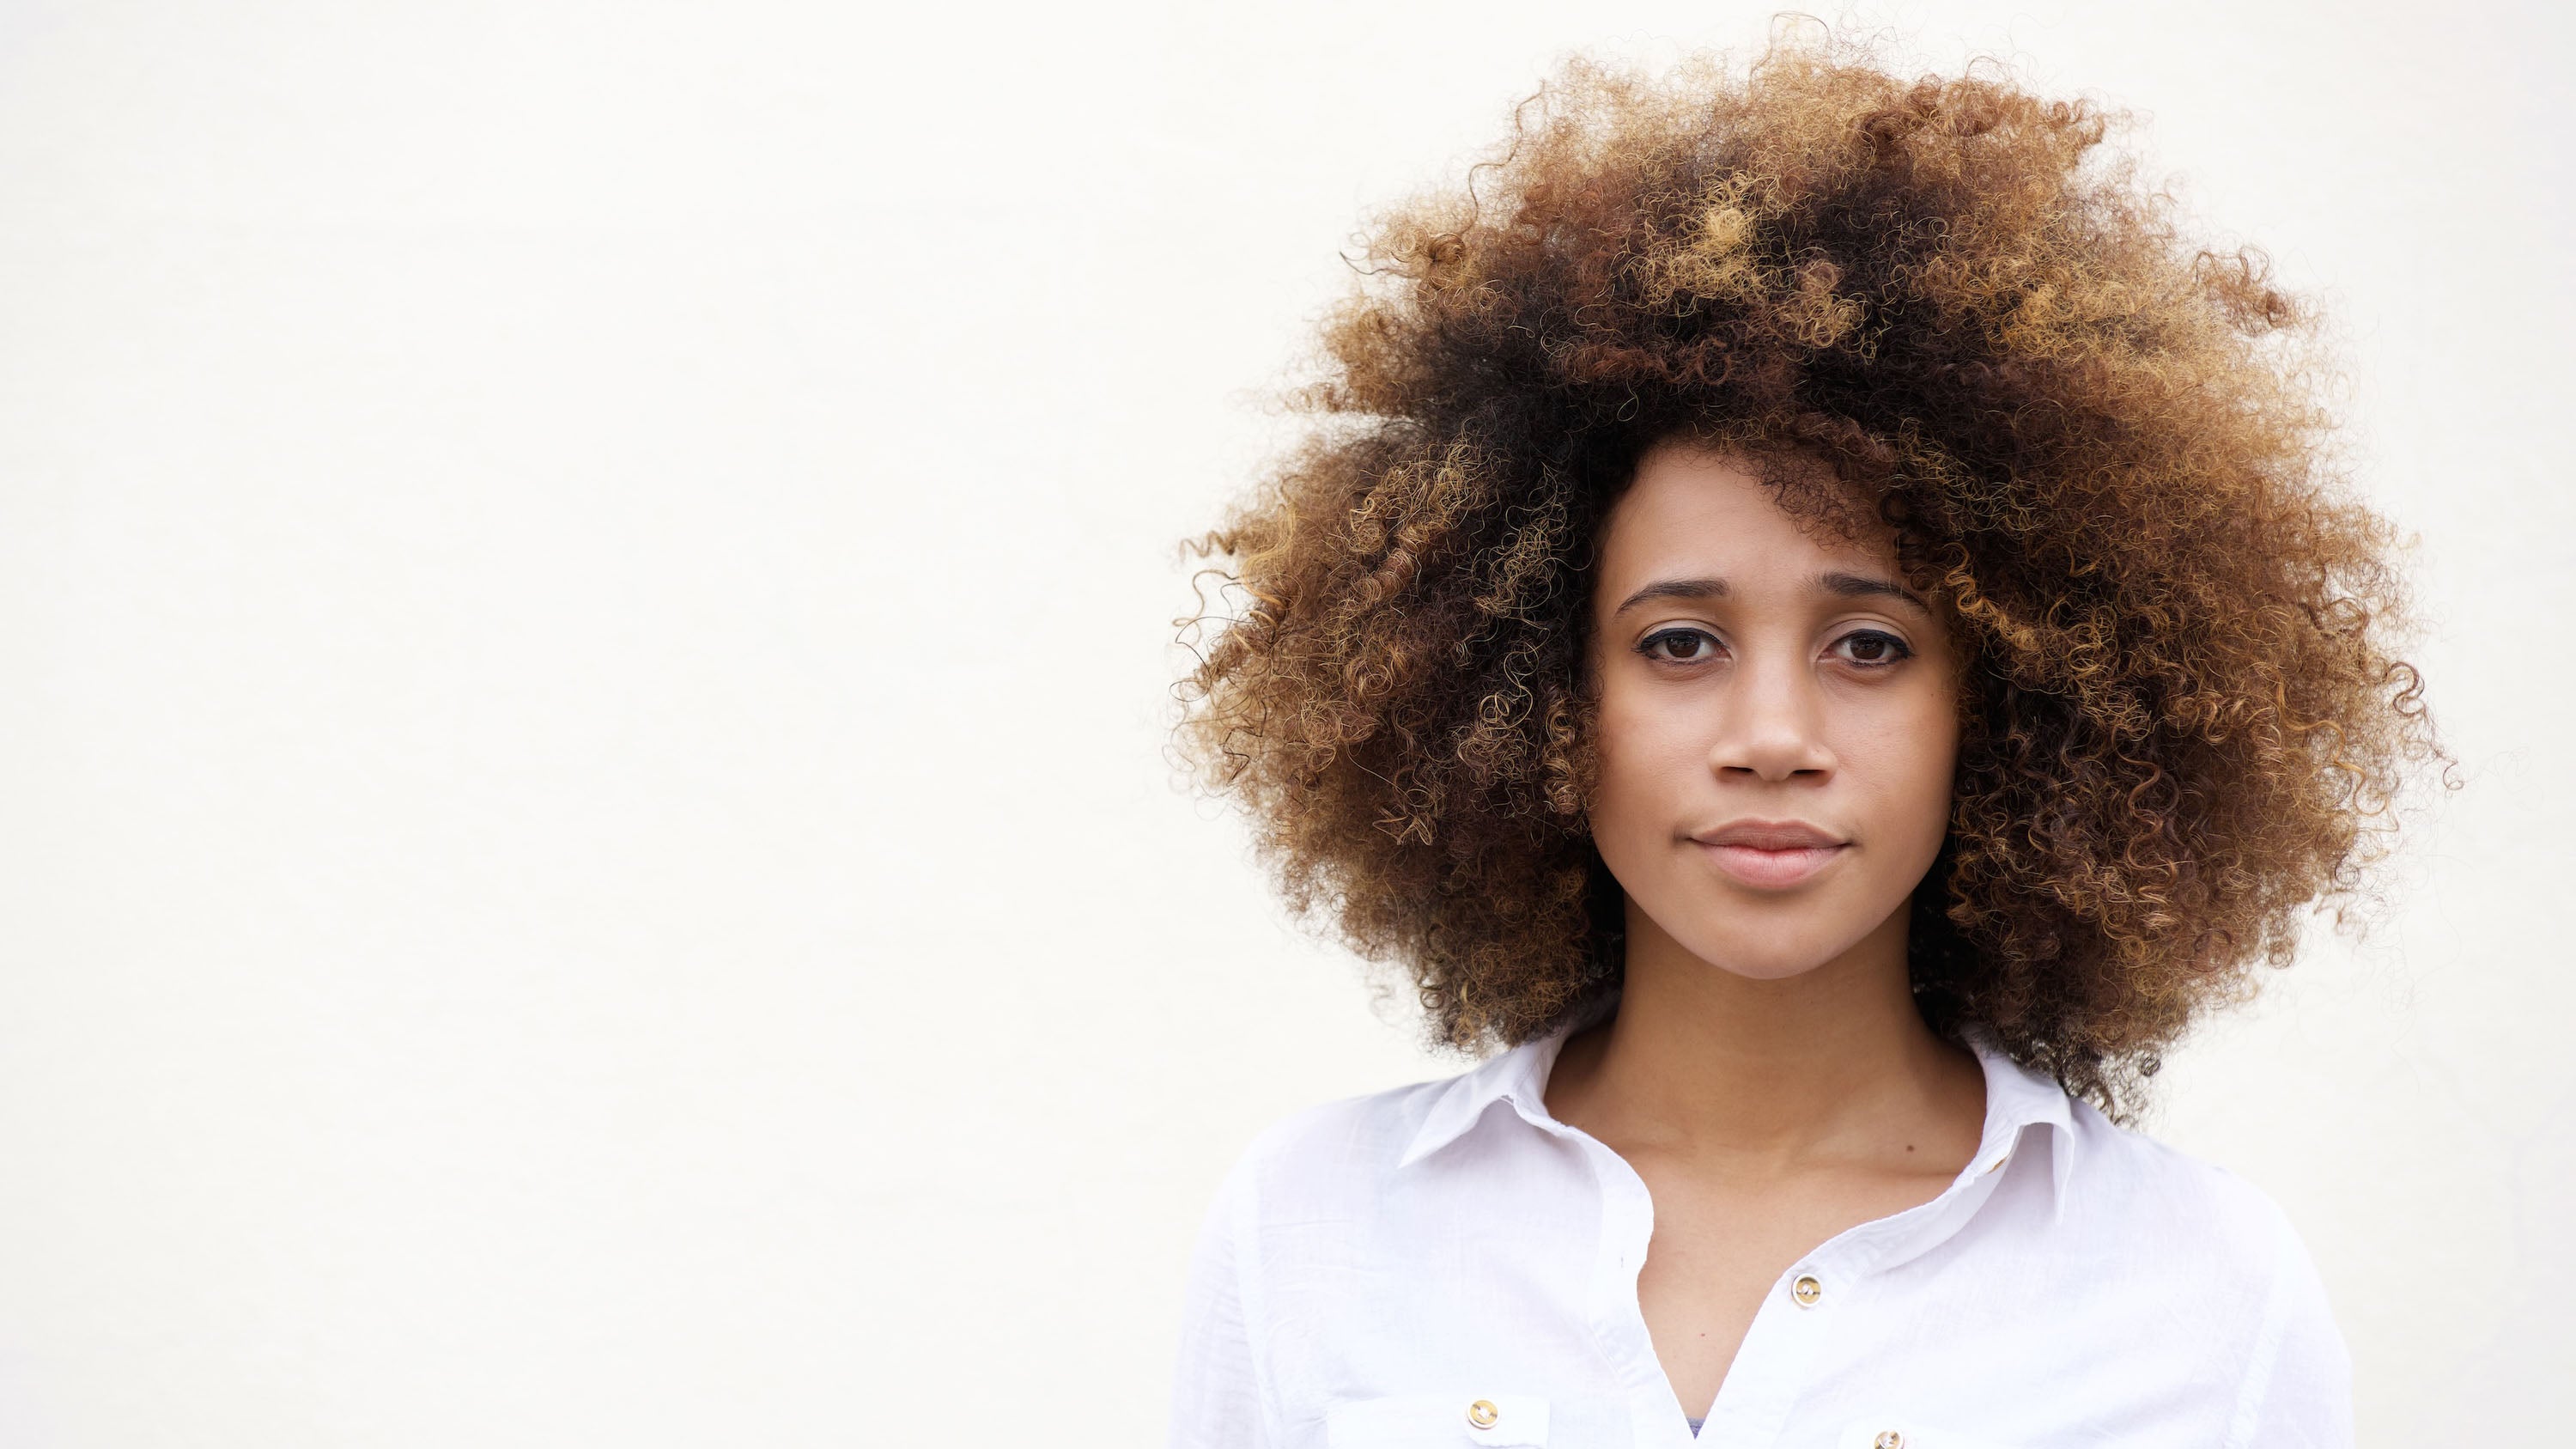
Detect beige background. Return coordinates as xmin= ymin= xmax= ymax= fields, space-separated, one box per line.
xmin=0 ymin=0 xmax=2562 ymax=1444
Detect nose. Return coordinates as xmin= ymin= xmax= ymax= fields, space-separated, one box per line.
xmin=1710 ymin=648 xmax=1835 ymax=783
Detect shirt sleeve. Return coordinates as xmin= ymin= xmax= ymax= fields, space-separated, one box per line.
xmin=1166 ymin=1149 xmax=1270 ymax=1449
xmin=2228 ymin=1207 xmax=2355 ymax=1449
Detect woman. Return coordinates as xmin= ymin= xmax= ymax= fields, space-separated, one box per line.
xmin=1166 ymin=38 xmax=2439 ymax=1449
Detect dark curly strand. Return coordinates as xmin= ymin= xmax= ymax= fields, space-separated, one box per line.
xmin=1172 ymin=36 xmax=2445 ymax=1113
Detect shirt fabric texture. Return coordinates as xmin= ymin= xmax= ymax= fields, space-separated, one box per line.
xmin=1165 ymin=1023 xmax=2353 ymax=1449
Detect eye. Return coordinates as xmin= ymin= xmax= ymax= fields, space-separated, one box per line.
xmin=1832 ymin=628 xmax=1915 ymax=668
xmin=1637 ymin=626 xmax=1723 ymax=664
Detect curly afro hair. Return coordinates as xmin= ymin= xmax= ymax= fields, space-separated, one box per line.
xmin=1171 ymin=35 xmax=2445 ymax=1112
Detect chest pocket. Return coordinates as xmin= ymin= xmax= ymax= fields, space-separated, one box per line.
xmin=1834 ymin=1419 xmax=2021 ymax=1449
xmin=1324 ymin=1393 xmax=1551 ymax=1448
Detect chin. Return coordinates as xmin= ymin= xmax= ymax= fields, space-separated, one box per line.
xmin=1681 ymin=935 xmax=1850 ymax=982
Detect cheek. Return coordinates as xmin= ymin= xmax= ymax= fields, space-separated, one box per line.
xmin=1586 ymin=680 xmax=1692 ymax=839
xmin=1851 ymin=697 xmax=1961 ymax=850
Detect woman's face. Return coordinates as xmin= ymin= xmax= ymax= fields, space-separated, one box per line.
xmin=1584 ymin=442 xmax=1961 ymax=982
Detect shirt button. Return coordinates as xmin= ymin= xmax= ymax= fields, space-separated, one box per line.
xmin=1465 ymin=1399 xmax=1500 ymax=1430
xmin=1790 ymin=1273 xmax=1824 ymax=1307
xmin=1874 ymin=1434 xmax=1905 ymax=1449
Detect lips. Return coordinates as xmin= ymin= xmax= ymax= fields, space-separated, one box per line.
xmin=1690 ymin=819 xmax=1849 ymax=888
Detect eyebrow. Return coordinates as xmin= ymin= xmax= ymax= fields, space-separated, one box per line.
xmin=1609 ymin=571 xmax=1930 ymax=617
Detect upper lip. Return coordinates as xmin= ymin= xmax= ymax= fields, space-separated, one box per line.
xmin=1692 ymin=819 xmax=1849 ymax=849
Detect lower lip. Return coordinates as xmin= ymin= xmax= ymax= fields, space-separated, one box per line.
xmin=1697 ymin=843 xmax=1847 ymax=888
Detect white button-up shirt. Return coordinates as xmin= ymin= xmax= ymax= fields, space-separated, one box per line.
xmin=1166 ymin=1025 xmax=2351 ymax=1449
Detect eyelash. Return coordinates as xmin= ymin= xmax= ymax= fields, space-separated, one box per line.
xmin=1637 ymin=627 xmax=1915 ymax=669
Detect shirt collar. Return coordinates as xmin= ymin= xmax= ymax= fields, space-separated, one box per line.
xmin=1397 ymin=1020 xmax=2081 ymax=1212
xmin=1395 ymin=1028 xmax=1573 ymax=1170
xmin=1959 ymin=1026 xmax=2081 ymax=1215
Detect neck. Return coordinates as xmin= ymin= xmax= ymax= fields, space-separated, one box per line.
xmin=1545 ymin=896 xmax=1982 ymax=1165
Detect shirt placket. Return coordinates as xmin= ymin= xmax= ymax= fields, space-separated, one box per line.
xmin=1589 ymin=1137 xmax=1679 ymax=1449
xmin=1710 ymin=1130 xmax=2030 ymax=1446
xmin=1689 ymin=1239 xmax=1862 ymax=1448
xmin=1546 ymin=1112 xmax=2032 ymax=1449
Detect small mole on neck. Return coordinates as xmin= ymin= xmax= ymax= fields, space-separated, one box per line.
xmin=1905 ymin=1144 xmax=1916 ymax=1152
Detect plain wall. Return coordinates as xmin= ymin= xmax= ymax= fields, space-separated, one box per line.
xmin=0 ymin=0 xmax=2564 ymax=1444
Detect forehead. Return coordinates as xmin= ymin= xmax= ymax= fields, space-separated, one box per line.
xmin=1596 ymin=445 xmax=1896 ymax=588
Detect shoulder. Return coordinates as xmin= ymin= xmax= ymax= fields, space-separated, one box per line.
xmin=2027 ymin=1103 xmax=2354 ymax=1443
xmin=1185 ymin=1042 xmax=1532 ymax=1277
xmin=1227 ymin=1072 xmax=1461 ymax=1187
xmin=2060 ymin=1100 xmax=2312 ymax=1281
xmin=1177 ymin=1074 xmax=1457 ymax=1306
xmin=2058 ymin=1100 xmax=2350 ymax=1403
